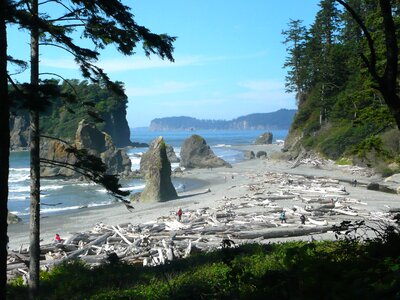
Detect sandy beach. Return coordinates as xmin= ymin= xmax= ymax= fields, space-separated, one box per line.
xmin=8 ymin=144 xmax=400 ymax=250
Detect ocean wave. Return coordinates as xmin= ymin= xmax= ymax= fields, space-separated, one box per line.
xmin=40 ymin=205 xmax=83 ymax=214
xmin=42 ymin=185 xmax=64 ymax=191
xmin=120 ymin=185 xmax=145 ymax=192
xmin=130 ymin=156 xmax=141 ymax=171
xmin=8 ymin=174 xmax=30 ymax=183
xmin=9 ymin=168 xmax=30 ymax=172
xmin=87 ymin=201 xmax=113 ymax=208
xmin=129 ymin=151 xmax=144 ymax=157
xmin=11 ymin=211 xmax=29 ymax=216
xmin=9 ymin=186 xmax=30 ymax=193
xmin=171 ymin=162 xmax=180 ymax=169
xmin=40 ymin=201 xmax=112 ymax=214
xmin=213 ymin=144 xmax=231 ymax=148
xmin=9 ymin=195 xmax=28 ymax=201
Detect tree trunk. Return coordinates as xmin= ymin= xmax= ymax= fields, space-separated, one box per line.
xmin=336 ymin=0 xmax=399 ymax=129
xmin=29 ymin=0 xmax=41 ymax=298
xmin=0 ymin=0 xmax=9 ymax=298
xmin=379 ymin=0 xmax=400 ymax=129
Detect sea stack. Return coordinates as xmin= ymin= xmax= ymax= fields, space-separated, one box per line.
xmin=254 ymin=132 xmax=273 ymax=144
xmin=40 ymin=119 xmax=132 ymax=177
xmin=140 ymin=136 xmax=178 ymax=202
xmin=180 ymin=134 xmax=231 ymax=169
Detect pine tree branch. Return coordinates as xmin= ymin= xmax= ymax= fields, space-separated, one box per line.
xmin=335 ymin=0 xmax=379 ymax=82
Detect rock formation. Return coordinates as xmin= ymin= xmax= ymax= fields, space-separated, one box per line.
xmin=40 ymin=139 xmax=77 ymax=177
xmin=7 ymin=212 xmax=22 ymax=224
xmin=180 ymin=135 xmax=231 ymax=169
xmin=256 ymin=151 xmax=267 ymax=159
xmin=244 ymin=150 xmax=255 ymax=160
xmin=9 ymin=114 xmax=30 ymax=150
xmin=139 ymin=136 xmax=177 ymax=202
xmin=166 ymin=144 xmax=180 ymax=163
xmin=254 ymin=132 xmax=273 ymax=145
xmin=40 ymin=120 xmax=131 ymax=177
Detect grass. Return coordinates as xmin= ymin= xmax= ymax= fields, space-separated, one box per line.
xmin=335 ymin=157 xmax=353 ymax=165
xmin=8 ymin=234 xmax=400 ymax=300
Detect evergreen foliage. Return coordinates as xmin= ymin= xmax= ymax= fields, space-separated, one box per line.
xmin=283 ymin=0 xmax=400 ymax=169
xmin=28 ymin=79 xmax=129 ymax=142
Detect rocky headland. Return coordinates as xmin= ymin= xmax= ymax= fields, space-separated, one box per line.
xmin=40 ymin=120 xmax=132 ymax=178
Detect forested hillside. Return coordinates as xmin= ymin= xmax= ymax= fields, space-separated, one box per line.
xmin=10 ymin=80 xmax=132 ymax=148
xmin=283 ymin=0 xmax=400 ymax=174
xmin=149 ymin=109 xmax=296 ymax=130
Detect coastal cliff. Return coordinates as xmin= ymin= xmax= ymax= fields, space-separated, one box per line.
xmin=40 ymin=120 xmax=132 ymax=177
xmin=9 ymin=80 xmax=132 ymax=149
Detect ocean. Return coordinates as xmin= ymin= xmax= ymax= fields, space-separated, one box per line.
xmin=8 ymin=129 xmax=287 ymax=220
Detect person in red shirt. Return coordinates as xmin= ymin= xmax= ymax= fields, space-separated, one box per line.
xmin=177 ymin=208 xmax=183 ymax=221
xmin=55 ymin=233 xmax=61 ymax=243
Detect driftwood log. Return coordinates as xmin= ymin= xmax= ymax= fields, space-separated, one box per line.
xmin=7 ymin=170 xmax=395 ymax=281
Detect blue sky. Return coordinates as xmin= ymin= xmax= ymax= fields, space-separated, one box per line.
xmin=8 ymin=1 xmax=320 ymax=127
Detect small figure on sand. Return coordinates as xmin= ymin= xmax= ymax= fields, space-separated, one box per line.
xmin=231 ymin=175 xmax=234 ymax=180
xmin=300 ymin=214 xmax=306 ymax=225
xmin=352 ymin=179 xmax=358 ymax=187
xmin=54 ymin=233 xmax=61 ymax=243
xmin=182 ymin=184 xmax=186 ymax=192
xmin=177 ymin=208 xmax=183 ymax=221
xmin=280 ymin=211 xmax=287 ymax=223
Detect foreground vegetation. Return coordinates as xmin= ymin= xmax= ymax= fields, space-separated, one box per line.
xmin=8 ymin=227 xmax=400 ymax=299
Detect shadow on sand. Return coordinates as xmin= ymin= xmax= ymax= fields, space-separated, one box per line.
xmin=178 ymin=190 xmax=211 ymax=200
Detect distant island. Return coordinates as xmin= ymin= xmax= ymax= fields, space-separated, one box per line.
xmin=148 ymin=109 xmax=297 ymax=131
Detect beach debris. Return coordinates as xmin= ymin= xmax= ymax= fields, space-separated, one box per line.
xmin=7 ymin=170 xmax=395 ymax=281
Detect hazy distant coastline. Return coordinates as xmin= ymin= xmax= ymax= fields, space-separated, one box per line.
xmin=147 ymin=109 xmax=296 ymax=131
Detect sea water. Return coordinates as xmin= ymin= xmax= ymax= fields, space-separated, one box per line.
xmin=8 ymin=129 xmax=287 ymax=220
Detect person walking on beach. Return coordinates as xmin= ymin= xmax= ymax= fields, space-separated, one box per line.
xmin=300 ymin=214 xmax=306 ymax=225
xmin=280 ymin=211 xmax=287 ymax=223
xmin=177 ymin=208 xmax=183 ymax=222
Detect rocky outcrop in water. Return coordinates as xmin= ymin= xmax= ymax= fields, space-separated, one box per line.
xmin=254 ymin=132 xmax=273 ymax=145
xmin=9 ymin=114 xmax=30 ymax=150
xmin=180 ymin=135 xmax=231 ymax=169
xmin=7 ymin=212 xmax=22 ymax=224
xmin=244 ymin=150 xmax=255 ymax=160
xmin=40 ymin=120 xmax=132 ymax=177
xmin=166 ymin=144 xmax=180 ymax=163
xmin=139 ymin=136 xmax=177 ymax=202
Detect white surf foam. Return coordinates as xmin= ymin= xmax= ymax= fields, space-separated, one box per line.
xmin=120 ymin=185 xmax=145 ymax=192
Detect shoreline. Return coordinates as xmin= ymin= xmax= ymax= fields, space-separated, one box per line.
xmin=8 ymin=143 xmax=400 ymax=250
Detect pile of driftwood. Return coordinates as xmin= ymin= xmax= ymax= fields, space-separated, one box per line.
xmin=291 ymin=151 xmax=374 ymax=177
xmin=7 ymin=172 xmax=395 ymax=281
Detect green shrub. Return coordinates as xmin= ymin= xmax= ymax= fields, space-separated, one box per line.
xmin=7 ymin=237 xmax=400 ymax=299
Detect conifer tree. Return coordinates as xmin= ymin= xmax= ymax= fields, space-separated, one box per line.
xmin=5 ymin=1 xmax=176 ymax=297
xmin=282 ymin=19 xmax=308 ymax=104
xmin=336 ymin=0 xmax=400 ymax=129
xmin=0 ymin=1 xmax=9 ymax=299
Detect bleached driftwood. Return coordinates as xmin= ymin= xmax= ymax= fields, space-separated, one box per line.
xmin=332 ymin=209 xmax=358 ymax=216
xmin=308 ymin=218 xmax=328 ymax=226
